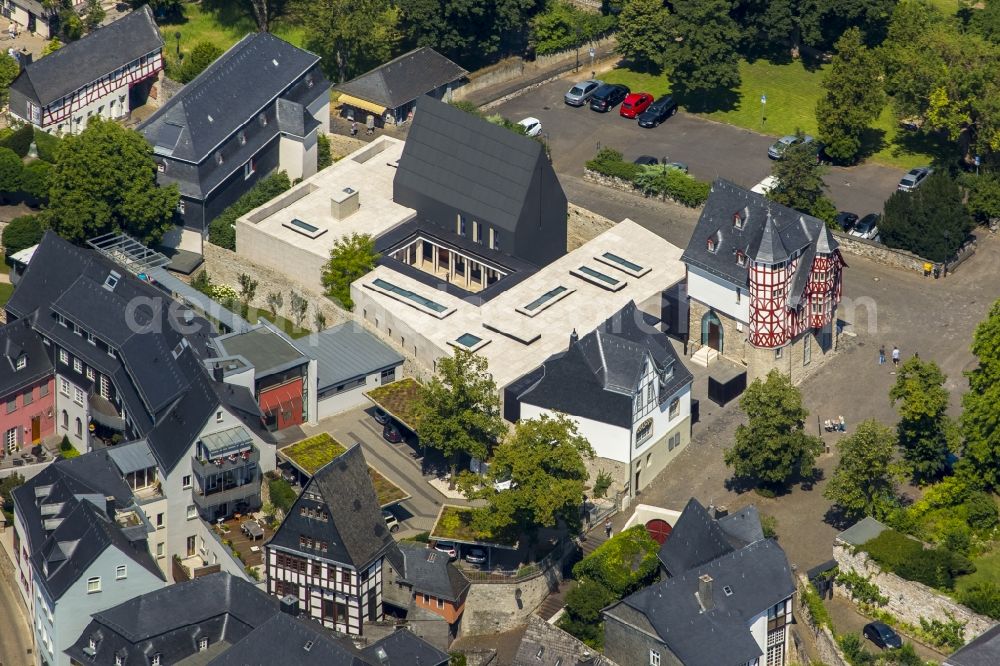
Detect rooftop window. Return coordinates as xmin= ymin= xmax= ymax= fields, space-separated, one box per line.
xmin=524 ymin=286 xmax=567 ymax=312
xmin=456 ymin=333 xmax=482 ymax=348
xmin=372 ymin=278 xmax=448 ymax=314
xmin=596 ymin=251 xmax=650 ymax=277
xmin=571 ymin=265 xmax=626 ymax=291
xmin=282 ymin=218 xmax=327 ymax=239
xmin=103 ymin=271 xmax=121 ymax=291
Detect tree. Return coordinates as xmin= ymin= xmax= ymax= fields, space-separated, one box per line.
xmin=890 ymin=356 xmax=955 ymax=482
xmin=767 ymin=131 xmax=836 ymax=225
xmin=971 ymin=0 xmax=1000 ymax=44
xmin=208 ymin=170 xmax=291 ymax=250
xmin=798 ymin=0 xmax=895 ymax=50
xmin=20 ymin=161 xmax=51 ymax=205
xmin=247 ymin=0 xmax=291 ymax=32
xmin=529 ymin=1 xmax=615 ymax=56
xmin=0 ymin=53 xmax=20 ymax=106
xmin=558 ymin=580 xmax=616 ymax=647
xmin=2 ymin=214 xmax=44 ymax=256
xmin=317 ymin=133 xmax=332 ymax=171
xmin=961 ymin=299 xmax=1000 ymax=488
xmin=82 ymin=0 xmax=105 ymax=32
xmin=178 ymin=41 xmax=223 ymax=84
xmin=129 ymin=0 xmax=183 ymax=21
xmin=615 ymin=0 xmax=671 ymax=71
xmin=663 ymin=0 xmax=741 ymax=97
xmin=42 ymin=38 xmax=63 ymax=56
xmin=321 ymin=232 xmax=379 ymax=310
xmin=824 ymin=420 xmax=902 ymax=520
xmin=303 ymin=0 xmax=401 ymax=83
xmin=238 ymin=273 xmax=258 ymax=306
xmin=724 ymin=369 xmax=823 ymax=489
xmin=965 ymin=171 xmax=1000 ymax=225
xmin=45 ymin=119 xmax=179 ymax=244
xmin=816 ymin=28 xmax=885 ymax=164
xmin=0 ymin=147 xmax=22 ymax=201
xmin=1 ymin=124 xmax=36 ymax=158
xmin=313 ymin=309 xmax=327 ymax=330
xmin=416 ymin=350 xmax=506 ymax=480
xmin=467 ymin=414 xmax=593 ymax=538
xmin=881 ymin=172 xmax=973 ymax=262
xmin=730 ymin=0 xmax=797 ymax=55
xmin=289 ymin=291 xmax=308 ymax=329
xmin=266 ymin=290 xmax=284 ymax=315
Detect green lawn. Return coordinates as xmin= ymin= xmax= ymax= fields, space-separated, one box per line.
xmin=603 ymin=60 xmax=954 ymax=169
xmin=954 ymin=548 xmax=1000 ymax=595
xmin=366 ymin=378 xmax=424 ymax=431
xmin=430 ymin=505 xmax=518 ymax=547
xmin=158 ymin=3 xmax=306 ymax=78
xmin=0 ymin=283 xmax=14 ymax=309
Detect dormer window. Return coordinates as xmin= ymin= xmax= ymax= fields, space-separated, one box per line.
xmin=15 ymin=355 xmax=26 ymax=370
xmin=733 ymin=212 xmax=743 ymax=229
xmin=215 ymin=151 xmax=224 ymax=166
xmin=258 ymin=113 xmax=267 ymax=127
xmin=736 ymin=251 xmax=746 ymax=266
xmin=306 ymin=74 xmax=314 ymax=89
xmin=706 ymin=238 xmax=716 ymax=253
xmin=238 ymin=131 xmax=246 ymax=146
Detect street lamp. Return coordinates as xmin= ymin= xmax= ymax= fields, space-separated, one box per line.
xmin=174 ymin=31 xmax=181 ymax=58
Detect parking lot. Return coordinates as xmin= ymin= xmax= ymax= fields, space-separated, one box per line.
xmin=492 ymin=77 xmax=904 ymax=219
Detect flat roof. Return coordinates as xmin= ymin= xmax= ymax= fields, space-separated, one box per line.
xmin=236 ymin=136 xmax=415 ymax=258
xmin=215 ymin=325 xmax=306 ymax=376
xmin=354 ymin=219 xmax=686 ymax=388
xmin=293 ymin=321 xmax=403 ymax=391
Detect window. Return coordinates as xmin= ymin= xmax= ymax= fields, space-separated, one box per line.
xmin=736 ymin=288 xmax=741 ymax=304
xmin=380 ymin=367 xmax=396 ymax=383
xmin=73 ymin=358 xmax=82 ymax=373
xmin=5 ymin=427 xmax=16 ymax=450
xmin=473 ymin=221 xmax=482 ymax=244
xmin=61 ymin=410 xmax=68 ymax=429
xmin=259 ymin=113 xmax=268 ymax=127
xmin=87 ymin=332 xmax=96 ymax=346
xmin=115 ymin=655 xmax=123 ymax=666
xmin=15 ymin=356 xmax=26 ymax=370
xmin=437 ymin=597 xmax=444 ymax=609
xmin=736 ymin=251 xmax=746 ymax=266
xmin=244 ymin=158 xmax=256 ymax=179
xmin=156 ymin=513 xmax=163 ymax=528
xmin=775 ymin=347 xmax=783 ymax=359
xmin=216 ymin=410 xmax=223 ymax=423
xmin=58 ymin=350 xmax=68 ymax=365
xmin=186 ymin=505 xmax=196 ymax=520
xmin=39 ymin=383 xmax=48 ymax=397
xmin=115 ymin=565 xmax=127 ymax=580
xmin=306 ymin=73 xmax=314 ymax=88
xmin=22 ymin=389 xmax=32 ymax=406
xmin=214 ymin=151 xmax=224 ymax=166
xmin=669 ymin=398 xmax=680 ymax=419
xmin=87 ymin=577 xmax=101 ymax=593
xmin=649 ymin=649 xmax=661 ymax=666
xmin=733 ymin=212 xmax=744 ymax=229
xmin=151 ymin=655 xmax=161 ymax=666
xmin=238 ymin=131 xmax=246 ymax=146
xmin=86 ymin=367 xmax=95 ymax=381
xmin=667 ymin=431 xmax=681 ymax=451
xmin=100 ymin=376 xmax=110 ymax=400
xmin=706 ymin=238 xmax=716 ymax=253
xmin=5 ymin=399 xmax=14 ymax=414
xmin=182 ymin=475 xmax=192 ymax=489
xmin=341 ymin=570 xmax=350 ymax=584
xmin=75 ymin=418 xmax=82 ymax=437
xmin=491 ymin=228 xmax=500 ymax=250
xmin=423 ymin=594 xmax=430 ymax=604
xmin=74 ymin=387 xmax=84 ymax=406
xmin=456 ymin=215 xmax=466 ymax=236
xmin=198 ymin=638 xmax=209 ymax=652
xmin=157 ymin=162 xmax=165 ymax=173
xmin=156 ymin=542 xmax=164 ymax=558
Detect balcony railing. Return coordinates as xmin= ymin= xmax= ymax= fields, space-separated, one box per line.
xmin=192 ymin=447 xmax=259 ymax=484
xmin=193 ymin=475 xmax=262 ymax=511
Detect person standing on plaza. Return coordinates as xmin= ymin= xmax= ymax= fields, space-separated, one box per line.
xmin=892 ymin=346 xmax=900 ymax=367
xmin=879 ymin=345 xmax=885 ymax=365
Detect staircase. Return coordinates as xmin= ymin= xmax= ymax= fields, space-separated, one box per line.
xmin=690 ymin=345 xmax=719 ymax=367
xmin=534 ymin=528 xmax=612 ymax=621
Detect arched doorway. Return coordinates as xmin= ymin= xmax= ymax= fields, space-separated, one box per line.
xmin=646 ymin=519 xmax=673 ymax=544
xmin=701 ymin=310 xmax=723 ymax=353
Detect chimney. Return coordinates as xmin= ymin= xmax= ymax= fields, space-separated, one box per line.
xmin=697 ymin=574 xmax=714 ymax=612
xmin=213 ymin=364 xmax=224 ymax=382
xmin=570 ymin=328 xmax=578 ymax=345
xmin=280 ymin=594 xmax=299 ymax=616
xmin=330 ymin=186 xmax=360 ymax=220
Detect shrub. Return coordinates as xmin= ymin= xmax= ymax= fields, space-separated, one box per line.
xmin=268 ymin=477 xmax=296 ymax=514
xmin=918 ymin=613 xmax=966 ymax=650
xmin=836 ymin=570 xmax=888 ymax=607
xmin=960 ymin=581 xmax=1000 ymax=620
xmin=208 ymin=171 xmax=292 ymax=250
xmin=178 ymin=41 xmax=223 ymax=83
xmin=862 ymin=528 xmax=974 ymax=590
xmin=59 ymin=435 xmax=80 ymax=459
xmin=572 ymin=525 xmax=660 ymax=597
xmin=837 ymin=633 xmax=874 ymax=665
xmin=800 ymin=582 xmax=832 ymax=629
xmin=592 ymin=470 xmax=612 ymax=498
xmin=317 ymin=132 xmax=332 ymax=170
xmin=21 ymin=160 xmax=51 ymax=204
xmin=0 ymin=124 xmax=34 ymax=157
xmin=32 ymin=129 xmax=61 ymax=163
xmin=585 ymin=148 xmax=642 ymax=182
xmin=2 ymin=214 xmax=44 ymax=256
xmin=965 ymin=491 xmax=999 ymax=531
xmin=558 ymin=579 xmax=616 ymax=648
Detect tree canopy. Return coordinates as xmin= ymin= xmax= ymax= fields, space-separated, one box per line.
xmin=724 ymin=369 xmax=823 ymax=489
xmin=321 ymin=232 xmax=379 ymax=310
xmin=529 ymin=1 xmax=615 ymax=56
xmin=890 ymin=356 xmax=955 ymax=482
xmin=2 ymin=214 xmax=44 ymax=257
xmin=767 ymin=131 xmax=836 ymax=225
xmin=303 ymin=0 xmax=402 ymax=82
xmin=45 ymin=119 xmax=179 ymax=244
xmin=615 ymin=0 xmax=671 ymax=71
xmin=0 ymin=54 xmax=19 ymax=106
xmin=664 ymin=0 xmax=741 ymax=97
xmin=961 ymin=299 xmax=1000 ymax=489
xmin=179 ymin=41 xmax=224 ymax=83
xmin=824 ymin=419 xmax=901 ymax=521
xmin=880 ymin=172 xmax=973 ymax=262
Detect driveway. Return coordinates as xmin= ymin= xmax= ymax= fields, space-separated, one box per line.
xmin=825 ymin=595 xmax=947 ymax=663
xmin=493 ymin=77 xmax=902 ymax=216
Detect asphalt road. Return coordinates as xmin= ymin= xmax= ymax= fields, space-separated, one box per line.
xmin=493 ymin=78 xmax=904 ymax=218
xmin=0 ymin=544 xmax=32 ymax=666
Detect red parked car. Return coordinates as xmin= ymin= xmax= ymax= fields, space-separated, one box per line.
xmin=620 ymin=92 xmax=654 ymax=118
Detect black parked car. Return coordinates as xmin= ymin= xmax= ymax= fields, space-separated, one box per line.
xmin=835 ymin=212 xmax=858 ymax=232
xmin=637 ymin=95 xmax=678 ymax=127
xmin=863 ymin=622 xmax=903 ymax=650
xmin=382 ymin=423 xmax=403 ymax=443
xmin=589 ymin=84 xmax=630 ymax=112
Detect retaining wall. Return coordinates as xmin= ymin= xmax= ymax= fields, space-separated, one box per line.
xmin=794 ymin=574 xmax=850 ymax=666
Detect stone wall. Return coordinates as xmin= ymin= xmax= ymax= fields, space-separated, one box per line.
xmin=795 ymin=574 xmax=850 ymax=666
xmin=833 ymin=543 xmax=996 ymax=641
xmin=460 ymin=557 xmax=568 ymax=636
xmin=583 ymin=169 xmax=704 ymax=210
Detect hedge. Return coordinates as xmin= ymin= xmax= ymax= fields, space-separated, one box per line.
xmin=861 ymin=528 xmax=974 ymax=590
xmin=0 ymin=124 xmax=34 ymax=158
xmin=586 ymin=147 xmax=710 ymax=208
xmin=960 ymin=581 xmax=1000 ymax=620
xmin=572 ymin=525 xmax=660 ymax=597
xmin=2 ymin=214 xmax=44 ymax=256
xmin=208 ymin=170 xmax=291 ymax=250
xmin=32 ymin=129 xmax=61 ymax=163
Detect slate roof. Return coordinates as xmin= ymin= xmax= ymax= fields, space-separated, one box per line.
xmin=209 ymin=612 xmax=371 ymax=666
xmin=657 ymin=499 xmax=738 ymax=576
xmin=394 ymin=96 xmax=557 ymax=235
xmin=513 ymin=615 xmax=619 ymax=666
xmin=360 ymin=628 xmax=451 ymax=666
xmin=292 ymin=321 xmax=403 ymax=392
xmin=945 ymin=624 xmax=1000 ymax=666
xmin=267 ymin=444 xmax=399 ymax=569
xmin=213 ymin=324 xmax=308 ymax=378
xmin=397 ymin=542 xmax=470 ymax=603
xmin=681 ymin=179 xmax=838 ymax=288
xmin=836 ymin=516 xmax=889 ymax=547
xmin=9 ymin=6 xmax=162 ymax=107
xmin=0 ymin=316 xmax=52 ymax=397
xmin=336 ymin=47 xmax=467 ymax=110
xmin=718 ymin=505 xmax=766 ymax=547
xmin=139 ymin=32 xmax=323 ymax=163
xmin=518 ymin=301 xmax=693 ymax=428
xmin=606 ymin=539 xmax=795 ymax=666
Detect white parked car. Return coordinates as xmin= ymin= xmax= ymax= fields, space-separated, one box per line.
xmin=518 ymin=117 xmax=542 ymax=137
xmin=751 ymin=176 xmax=779 ymax=195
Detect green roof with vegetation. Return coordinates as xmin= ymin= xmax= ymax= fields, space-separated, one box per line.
xmin=429 ymin=504 xmax=518 ymax=548
xmin=366 ymin=377 xmax=423 ymax=431
xmin=280 ymin=433 xmax=408 ymax=506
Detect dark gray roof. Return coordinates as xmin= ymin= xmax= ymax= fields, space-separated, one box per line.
xmin=397 ymin=542 xmax=470 ymax=603
xmin=207 ymin=612 xmax=370 ymax=666
xmin=518 ymin=301 xmax=693 ymax=428
xmin=658 ymin=499 xmax=737 ymax=576
xmin=361 ymin=628 xmax=450 ymax=666
xmin=607 ymin=539 xmax=795 ymax=666
xmin=945 ymin=625 xmax=1000 ymax=666
xmin=139 ymin=32 xmax=322 ymax=163
xmin=105 ymin=440 xmax=157 ymax=475
xmin=336 ymin=47 xmax=467 ymax=110
xmin=267 ymin=444 xmax=399 ymax=569
xmin=0 ymin=316 xmax=52 ymax=397
xmin=394 ymin=96 xmax=553 ymax=234
xmin=718 ymin=505 xmax=766 ymax=547
xmin=836 ymin=516 xmax=889 ymax=547
xmin=213 ymin=324 xmax=308 ymax=378
xmin=10 ymin=6 xmax=162 ymax=107
xmin=513 ymin=615 xmax=619 ymax=666
xmin=292 ymin=321 xmax=403 ymax=391
xmin=681 ymin=179 xmax=838 ymax=288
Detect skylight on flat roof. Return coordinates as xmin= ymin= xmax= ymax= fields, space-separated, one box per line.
xmin=571 ymin=265 xmax=626 ymax=292
xmin=371 ymin=278 xmax=448 ymax=313
xmin=525 ymin=286 xmax=567 ymax=311
xmin=596 ymin=251 xmax=651 ymax=277
xmin=282 ymin=218 xmax=327 ymax=239
xmin=456 ymin=333 xmax=482 ymax=347
xmin=579 ymin=266 xmax=618 ymax=284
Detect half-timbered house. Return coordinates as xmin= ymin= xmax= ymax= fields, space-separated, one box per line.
xmin=8 ymin=6 xmax=163 ymax=134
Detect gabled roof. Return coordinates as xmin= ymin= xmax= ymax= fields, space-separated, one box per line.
xmin=9 ymin=6 xmax=162 ymax=107
xmin=835 ymin=516 xmax=889 ymax=547
xmin=139 ymin=32 xmax=323 ymax=163
xmin=397 ymin=542 xmax=470 ymax=603
xmin=208 ymin=612 xmax=371 ymax=666
xmin=292 ymin=321 xmax=403 ymax=391
xmin=0 ymin=317 xmax=52 ymax=397
xmin=267 ymin=444 xmax=399 ymax=569
xmin=518 ymin=301 xmax=693 ymax=428
xmin=682 ymin=179 xmax=836 ymax=288
xmin=336 ymin=47 xmax=467 ymax=110
xmin=361 ymin=628 xmax=450 ymax=666
xmin=657 ymin=499 xmax=737 ymax=575
xmin=607 ymin=539 xmax=795 ymax=666
xmin=394 ymin=96 xmax=558 ymax=234
xmin=945 ymin=624 xmax=1000 ymax=666
xmin=717 ymin=505 xmax=766 ymax=547
xmin=513 ymin=615 xmax=619 ymax=666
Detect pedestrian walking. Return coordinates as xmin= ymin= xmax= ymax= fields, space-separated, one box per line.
xmin=365 ymin=114 xmax=375 ymax=136
xmin=891 ymin=346 xmax=900 ymax=367
xmin=350 ymin=120 xmax=357 ymax=137
xmin=879 ymin=345 xmax=885 ymax=365
xmin=604 ymin=518 xmax=612 ymax=539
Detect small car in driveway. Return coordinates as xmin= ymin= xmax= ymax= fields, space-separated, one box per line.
xmin=835 ymin=212 xmax=859 ymax=232
xmin=465 ymin=547 xmax=488 ymax=566
xmin=382 ymin=423 xmax=402 ymax=443
xmin=589 ymin=83 xmax=629 ymax=112
xmin=849 ymin=213 xmax=880 ymax=240
xmin=373 ymin=408 xmax=390 ymax=425
xmin=619 ymin=92 xmax=654 ymax=118
xmin=434 ymin=540 xmax=458 ymax=560
xmin=637 ymin=94 xmax=678 ymax=127
xmin=898 ymin=166 xmax=933 ymax=192
xmin=863 ymin=621 xmax=903 ymax=650
xmin=768 ymin=134 xmax=815 ymax=159
xmin=564 ymin=79 xmax=603 ymax=106
xmin=383 ymin=509 xmax=400 ymax=533
xmin=517 ymin=117 xmax=542 ymax=137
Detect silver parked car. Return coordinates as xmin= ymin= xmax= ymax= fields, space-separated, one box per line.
xmin=768 ymin=134 xmax=814 ymax=159
xmin=849 ymin=213 xmax=881 ymax=240
xmin=564 ymin=79 xmax=603 ymax=106
xmin=898 ymin=166 xmax=933 ymax=192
